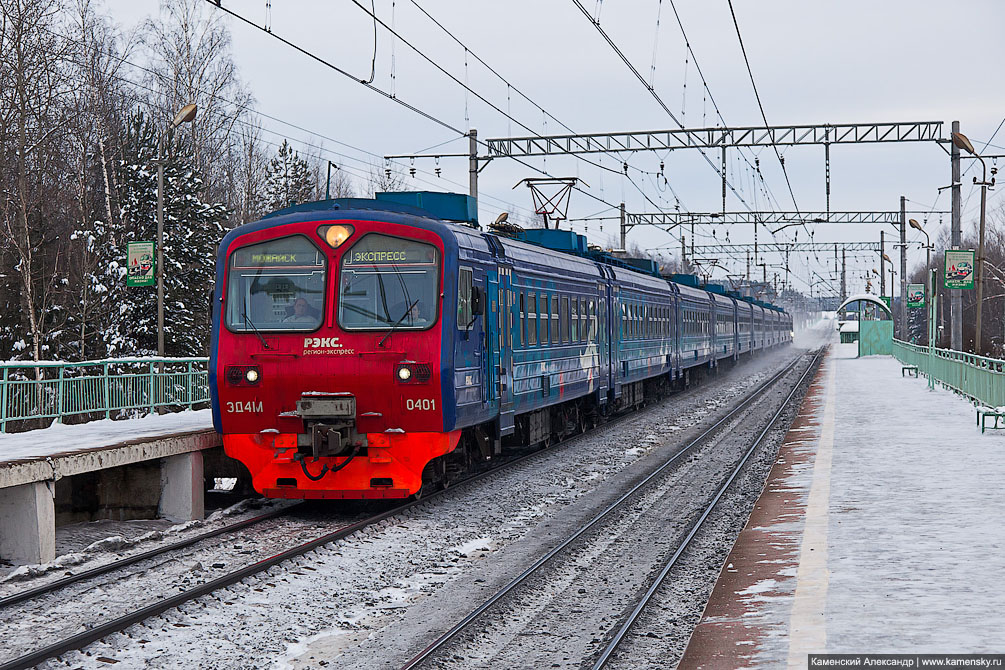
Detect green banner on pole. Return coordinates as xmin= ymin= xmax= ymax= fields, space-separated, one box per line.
xmin=907 ymin=283 xmax=925 ymax=308
xmin=944 ymin=249 xmax=975 ymax=289
xmin=879 ymin=296 xmax=892 ymax=310
xmin=126 ymin=241 xmax=155 ymax=287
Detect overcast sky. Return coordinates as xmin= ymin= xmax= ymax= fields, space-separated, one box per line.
xmin=109 ymin=0 xmax=1004 ymax=295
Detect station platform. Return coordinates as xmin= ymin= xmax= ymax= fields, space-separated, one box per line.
xmin=679 ymin=343 xmax=1005 ymax=668
xmin=0 ymin=410 xmax=218 ymax=565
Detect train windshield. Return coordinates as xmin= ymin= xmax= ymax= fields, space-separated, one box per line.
xmin=338 ymin=234 xmax=440 ymax=331
xmin=225 ymin=235 xmax=326 ymax=332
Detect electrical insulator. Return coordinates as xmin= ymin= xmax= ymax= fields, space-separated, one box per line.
xmin=659 ymin=161 xmax=664 ymax=174
xmin=409 ymin=167 xmax=416 ymax=177
xmin=622 ymin=161 xmax=628 ymax=174
xmin=435 ymin=167 xmax=442 ymax=177
xmin=385 ymin=168 xmax=391 ymax=179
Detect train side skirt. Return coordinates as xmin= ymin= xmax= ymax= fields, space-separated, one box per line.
xmin=224 ymin=430 xmax=461 ymax=499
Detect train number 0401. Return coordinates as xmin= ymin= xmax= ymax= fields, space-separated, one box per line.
xmin=405 ymin=398 xmax=435 ymax=411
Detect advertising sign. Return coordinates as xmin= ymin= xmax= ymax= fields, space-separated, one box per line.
xmin=126 ymin=241 xmax=155 ymax=287
xmin=907 ymin=283 xmax=925 ymax=308
xmin=944 ymin=249 xmax=975 ymax=290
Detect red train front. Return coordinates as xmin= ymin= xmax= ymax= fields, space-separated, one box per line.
xmin=210 ymin=199 xmax=460 ymax=499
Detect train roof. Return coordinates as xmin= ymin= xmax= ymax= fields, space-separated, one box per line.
xmin=251 ymin=195 xmax=792 ymax=315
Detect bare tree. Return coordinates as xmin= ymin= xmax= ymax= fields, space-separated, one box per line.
xmin=301 ymin=140 xmax=355 ymax=200
xmin=233 ymin=114 xmax=267 ymax=223
xmin=142 ymin=0 xmax=253 ymax=205
xmin=0 ymin=0 xmax=75 ymax=363
xmin=367 ymin=162 xmax=406 ymax=197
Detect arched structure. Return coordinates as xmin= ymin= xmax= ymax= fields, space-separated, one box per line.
xmin=836 ymin=293 xmax=892 ymax=317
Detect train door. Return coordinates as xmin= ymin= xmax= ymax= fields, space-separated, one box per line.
xmin=610 ymin=281 xmax=620 ymax=400
xmin=498 ymin=265 xmax=515 ymax=436
xmin=484 ymin=269 xmax=500 ymax=413
xmin=597 ymin=279 xmax=610 ymax=401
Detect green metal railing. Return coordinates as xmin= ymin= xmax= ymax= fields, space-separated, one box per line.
xmin=0 ymin=357 xmax=210 ymax=433
xmin=892 ymin=339 xmax=1005 ymax=409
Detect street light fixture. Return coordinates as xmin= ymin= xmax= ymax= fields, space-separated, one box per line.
xmin=908 ymin=218 xmax=932 ymax=269
xmin=157 ymin=103 xmax=198 ymax=358
xmin=951 ymin=131 xmax=996 ymax=353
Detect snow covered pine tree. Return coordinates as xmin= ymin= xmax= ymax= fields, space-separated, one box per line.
xmin=106 ymin=110 xmax=228 ymax=357
xmin=261 ymin=139 xmax=315 ymax=213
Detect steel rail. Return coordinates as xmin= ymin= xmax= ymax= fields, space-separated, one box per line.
xmin=1 ymin=350 xmax=798 ymax=670
xmin=0 ymin=504 xmax=296 ymax=609
xmin=399 ymin=351 xmax=808 ymax=670
xmin=0 ymin=354 xmax=701 ymax=670
xmin=591 ymin=349 xmax=822 ymax=669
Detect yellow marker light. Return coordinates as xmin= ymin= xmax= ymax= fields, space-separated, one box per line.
xmin=397 ymin=366 xmax=412 ymax=381
xmin=322 ymin=224 xmax=354 ymax=249
xmin=245 ymin=368 xmax=260 ymax=383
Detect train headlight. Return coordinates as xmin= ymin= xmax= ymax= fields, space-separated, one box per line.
xmin=225 ymin=365 xmax=260 ymax=386
xmin=397 ymin=365 xmax=412 ymax=381
xmin=319 ymin=224 xmax=354 ymax=249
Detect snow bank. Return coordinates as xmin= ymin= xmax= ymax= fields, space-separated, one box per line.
xmin=0 ymin=409 xmax=214 ymax=463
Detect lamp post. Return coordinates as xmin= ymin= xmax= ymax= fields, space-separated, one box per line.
xmin=881 ymin=252 xmax=894 ymax=328
xmin=325 ymin=161 xmax=339 ymax=200
xmin=909 ymin=218 xmax=932 ymax=270
xmin=157 ymin=103 xmax=197 ymax=358
xmin=951 ymin=131 xmax=997 ymax=354
xmin=910 ymin=218 xmax=933 ymax=347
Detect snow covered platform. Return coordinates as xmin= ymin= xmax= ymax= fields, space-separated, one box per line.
xmin=678 ymin=343 xmax=1005 ymax=668
xmin=0 ymin=410 xmax=219 ymax=565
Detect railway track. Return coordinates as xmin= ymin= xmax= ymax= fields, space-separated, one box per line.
xmin=399 ymin=349 xmax=821 ymax=670
xmin=0 ymin=504 xmax=296 ymax=610
xmin=0 ymin=377 xmax=655 ymax=670
xmin=0 ymin=350 xmax=801 ymax=670
xmin=591 ymin=350 xmax=821 ymax=669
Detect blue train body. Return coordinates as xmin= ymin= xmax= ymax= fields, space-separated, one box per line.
xmin=212 ymin=192 xmax=793 ymax=498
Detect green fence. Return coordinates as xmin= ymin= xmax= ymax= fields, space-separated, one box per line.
xmin=0 ymin=358 xmax=210 ymax=433
xmin=892 ymin=339 xmax=1005 ymax=409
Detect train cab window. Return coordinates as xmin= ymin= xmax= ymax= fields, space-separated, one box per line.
xmin=551 ymin=296 xmax=559 ymax=345
xmin=528 ymin=293 xmax=538 ymax=346
xmin=226 ymin=235 xmax=326 ymax=332
xmin=457 ymin=267 xmax=473 ymax=329
xmin=338 ymin=234 xmax=440 ymax=331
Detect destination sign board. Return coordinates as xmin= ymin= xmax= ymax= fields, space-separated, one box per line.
xmin=232 ymin=246 xmax=322 ymax=269
xmin=343 ymin=235 xmax=438 ymax=266
xmin=944 ymin=249 xmax=975 ymax=290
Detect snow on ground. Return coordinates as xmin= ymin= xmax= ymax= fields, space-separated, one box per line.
xmin=30 ymin=351 xmax=797 ymax=670
xmin=729 ymin=342 xmax=1005 ymax=667
xmin=0 ymin=409 xmax=213 ymax=463
xmin=823 ymin=343 xmax=1005 ymax=651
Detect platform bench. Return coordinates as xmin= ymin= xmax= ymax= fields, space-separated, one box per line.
xmin=977 ymin=406 xmax=1005 ymax=433
xmin=901 ymin=365 xmax=919 ymax=378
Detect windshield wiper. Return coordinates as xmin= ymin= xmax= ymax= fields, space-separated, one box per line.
xmin=378 ymin=298 xmax=419 ymax=348
xmin=242 ymin=310 xmax=272 ymax=350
